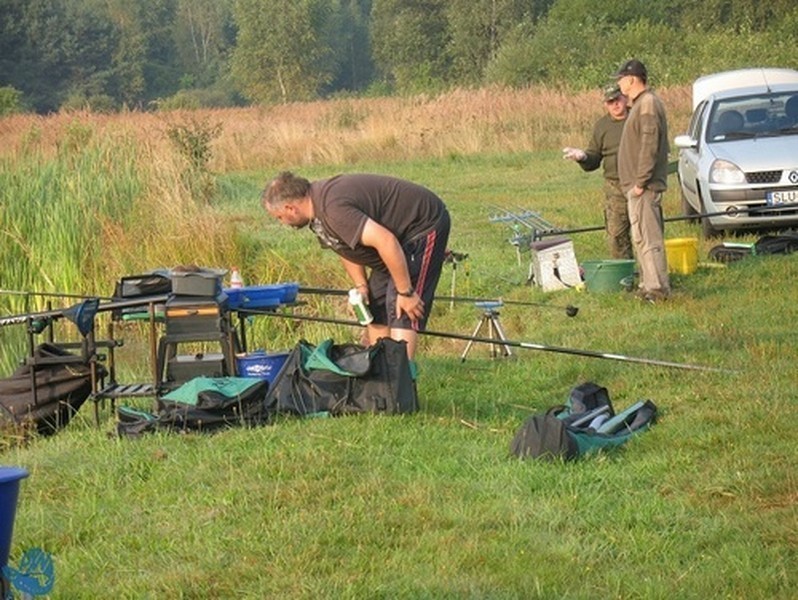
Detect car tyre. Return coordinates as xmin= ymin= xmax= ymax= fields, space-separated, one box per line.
xmin=699 ymin=193 xmax=722 ymax=239
xmin=681 ymin=188 xmax=699 ymax=223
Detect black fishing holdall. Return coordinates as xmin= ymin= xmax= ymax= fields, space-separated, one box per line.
xmin=264 ymin=337 xmax=418 ymax=417
xmin=510 ymin=382 xmax=657 ymax=461
xmin=0 ymin=343 xmax=105 ymax=436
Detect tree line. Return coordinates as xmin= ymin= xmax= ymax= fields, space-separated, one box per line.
xmin=1 ymin=0 xmax=797 ymax=114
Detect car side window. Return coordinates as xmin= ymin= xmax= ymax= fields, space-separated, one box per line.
xmin=689 ymin=101 xmax=707 ymax=145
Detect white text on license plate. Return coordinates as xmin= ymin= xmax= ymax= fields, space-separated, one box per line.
xmin=766 ymin=190 xmax=798 ymax=205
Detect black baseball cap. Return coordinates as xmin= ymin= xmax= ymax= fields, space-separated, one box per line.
xmin=614 ymin=59 xmax=647 ymax=82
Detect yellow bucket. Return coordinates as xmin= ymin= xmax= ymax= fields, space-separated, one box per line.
xmin=665 ymin=238 xmax=698 ymax=275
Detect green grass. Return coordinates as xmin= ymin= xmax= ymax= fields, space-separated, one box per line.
xmin=2 ymin=151 xmax=797 ymax=598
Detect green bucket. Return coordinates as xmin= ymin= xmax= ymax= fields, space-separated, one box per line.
xmin=581 ymin=260 xmax=636 ymax=293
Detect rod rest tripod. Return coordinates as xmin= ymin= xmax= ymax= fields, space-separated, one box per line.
xmin=460 ymin=301 xmax=513 ymax=361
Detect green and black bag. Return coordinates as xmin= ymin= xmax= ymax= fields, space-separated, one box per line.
xmin=264 ymin=337 xmax=418 ymax=417
xmin=117 ymin=376 xmax=270 ymax=437
xmin=754 ymin=232 xmax=798 ymax=255
xmin=510 ymin=382 xmax=657 ymax=461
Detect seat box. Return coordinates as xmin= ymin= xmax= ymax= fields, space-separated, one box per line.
xmin=236 ymin=350 xmax=290 ymax=383
xmin=224 ymin=282 xmax=300 ymax=311
xmin=165 ymin=297 xmax=225 ymax=336
xmin=166 ymin=353 xmax=226 ymax=383
xmin=170 ymin=268 xmax=225 ymax=297
xmin=529 ymin=237 xmax=581 ymax=292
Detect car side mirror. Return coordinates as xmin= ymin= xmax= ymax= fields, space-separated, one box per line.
xmin=674 ymin=134 xmax=697 ymax=150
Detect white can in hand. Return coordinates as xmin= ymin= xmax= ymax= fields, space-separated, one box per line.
xmin=348 ymin=288 xmax=373 ymax=325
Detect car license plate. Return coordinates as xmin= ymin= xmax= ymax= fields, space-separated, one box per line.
xmin=766 ymin=190 xmax=798 ymax=205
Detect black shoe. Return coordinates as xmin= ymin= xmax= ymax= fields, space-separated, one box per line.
xmin=634 ymin=289 xmax=669 ymax=304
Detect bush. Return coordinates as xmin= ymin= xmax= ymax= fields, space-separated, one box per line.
xmin=486 ymin=15 xmax=798 ymax=91
xmin=60 ymin=92 xmax=117 ymax=114
xmin=156 ymin=88 xmax=246 ymax=112
xmin=0 ymin=86 xmax=24 ymax=116
xmin=679 ymin=26 xmax=798 ymax=78
xmin=156 ymin=90 xmax=201 ymax=111
xmin=486 ymin=19 xmax=617 ymax=88
xmin=165 ymin=117 xmax=223 ymax=203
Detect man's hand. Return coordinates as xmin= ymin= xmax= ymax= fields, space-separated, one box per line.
xmin=562 ymin=147 xmax=587 ymax=162
xmin=396 ymin=292 xmax=424 ymax=323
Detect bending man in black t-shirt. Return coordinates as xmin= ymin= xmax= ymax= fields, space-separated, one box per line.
xmin=261 ymin=172 xmax=451 ymax=360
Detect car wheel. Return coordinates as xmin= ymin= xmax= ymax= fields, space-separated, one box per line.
xmin=681 ymin=189 xmax=699 ymax=223
xmin=699 ymin=194 xmax=722 ymax=239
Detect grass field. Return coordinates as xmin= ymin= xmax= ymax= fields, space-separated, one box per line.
xmin=0 ymin=87 xmax=796 ymax=598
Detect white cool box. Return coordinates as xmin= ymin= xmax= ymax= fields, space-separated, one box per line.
xmin=528 ymin=237 xmax=581 ymax=292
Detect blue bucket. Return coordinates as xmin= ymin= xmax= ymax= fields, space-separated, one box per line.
xmin=236 ymin=351 xmax=290 ymax=384
xmin=0 ymin=467 xmax=28 ymax=567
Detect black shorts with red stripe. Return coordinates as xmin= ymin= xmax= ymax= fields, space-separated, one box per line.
xmin=367 ymin=210 xmax=450 ymax=331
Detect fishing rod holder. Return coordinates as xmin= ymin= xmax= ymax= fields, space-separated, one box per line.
xmin=460 ymin=301 xmax=513 ymax=361
xmin=444 ymin=250 xmax=470 ymax=309
xmin=489 ymin=206 xmax=557 ymax=253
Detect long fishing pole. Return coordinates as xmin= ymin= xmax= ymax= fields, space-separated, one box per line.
xmin=0 ymin=289 xmax=115 ymax=302
xmin=0 ymin=294 xmax=169 ymax=328
xmin=297 ymin=286 xmax=348 ymax=298
xmin=297 ymin=286 xmax=579 ymax=317
xmin=534 ymin=201 xmax=798 ymax=239
xmin=433 ymin=294 xmax=579 ymax=317
xmin=247 ymin=308 xmax=731 ymax=373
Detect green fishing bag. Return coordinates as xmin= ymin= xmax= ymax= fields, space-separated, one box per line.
xmin=510 ymin=382 xmax=657 ymax=461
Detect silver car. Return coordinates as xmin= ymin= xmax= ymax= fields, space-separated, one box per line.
xmin=674 ymin=68 xmax=798 ymax=237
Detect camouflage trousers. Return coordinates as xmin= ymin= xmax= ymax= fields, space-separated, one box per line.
xmin=604 ymin=180 xmax=632 ymax=259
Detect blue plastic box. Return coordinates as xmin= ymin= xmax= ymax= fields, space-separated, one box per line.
xmin=224 ymin=282 xmax=299 ymax=311
xmin=236 ymin=351 xmax=290 ymax=383
xmin=0 ymin=466 xmax=28 ymax=567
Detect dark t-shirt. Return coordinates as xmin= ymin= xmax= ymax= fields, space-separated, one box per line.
xmin=309 ymin=174 xmax=447 ymax=269
xmin=580 ymin=113 xmax=626 ymax=181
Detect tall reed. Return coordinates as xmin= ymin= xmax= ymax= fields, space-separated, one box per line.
xmin=0 ymin=115 xmax=244 ymax=372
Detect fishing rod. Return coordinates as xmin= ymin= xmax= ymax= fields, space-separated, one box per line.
xmin=0 ymin=289 xmax=116 ymax=302
xmin=0 ymin=294 xmax=169 ymax=328
xmin=247 ymin=308 xmax=731 ymax=373
xmin=297 ymin=287 xmax=579 ymax=317
xmin=433 ymin=294 xmax=579 ymax=317
xmin=534 ymin=201 xmax=798 ymax=239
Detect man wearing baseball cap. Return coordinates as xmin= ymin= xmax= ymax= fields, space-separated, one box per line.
xmin=562 ymin=82 xmax=631 ymax=259
xmin=615 ymin=58 xmax=671 ymax=302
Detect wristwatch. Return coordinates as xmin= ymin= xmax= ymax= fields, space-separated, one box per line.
xmin=397 ymin=286 xmax=415 ymax=297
